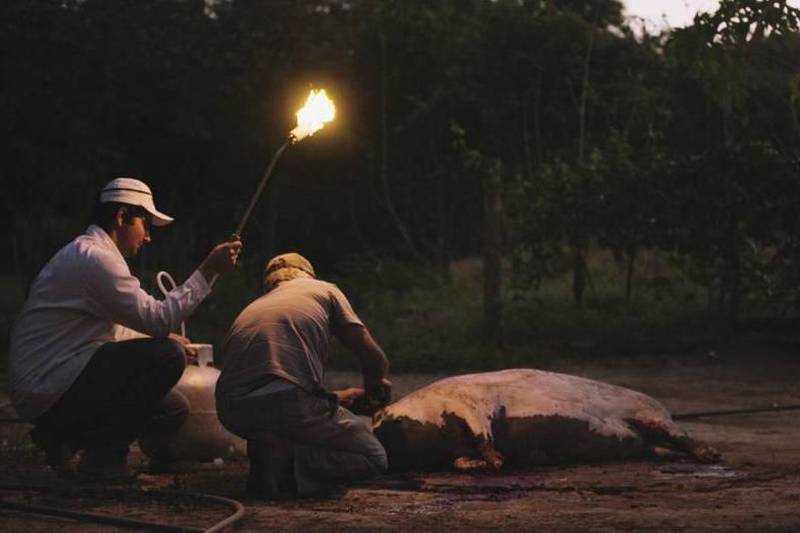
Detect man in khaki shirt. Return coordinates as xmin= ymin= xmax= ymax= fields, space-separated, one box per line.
xmin=217 ymin=252 xmax=391 ymax=498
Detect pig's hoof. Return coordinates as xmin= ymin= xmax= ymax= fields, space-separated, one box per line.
xmin=651 ymin=445 xmax=684 ymax=460
xmin=692 ymin=445 xmax=721 ymax=463
xmin=454 ymin=457 xmax=490 ymax=471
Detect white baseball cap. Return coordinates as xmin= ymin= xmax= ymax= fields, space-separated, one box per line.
xmin=99 ymin=177 xmax=174 ymax=227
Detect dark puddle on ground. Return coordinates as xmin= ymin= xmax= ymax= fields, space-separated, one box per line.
xmin=378 ymin=464 xmax=739 ymax=516
xmin=377 ymin=472 xmax=555 ymax=516
xmin=655 ymin=464 xmax=737 ymax=479
xmin=384 ymin=496 xmax=460 ymax=516
xmin=383 ymin=490 xmax=525 ymax=517
xmin=417 ymin=472 xmax=546 ymax=495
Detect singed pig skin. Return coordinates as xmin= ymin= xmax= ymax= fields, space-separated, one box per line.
xmin=373 ymin=368 xmax=715 ymax=471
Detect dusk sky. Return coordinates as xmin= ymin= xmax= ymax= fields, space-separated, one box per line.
xmin=623 ymin=0 xmax=800 ymax=33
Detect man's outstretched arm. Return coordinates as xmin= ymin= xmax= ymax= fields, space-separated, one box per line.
xmin=335 ymin=324 xmax=391 ymax=404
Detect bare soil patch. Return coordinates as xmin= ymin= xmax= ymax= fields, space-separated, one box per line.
xmin=2 ymin=345 xmax=800 ymax=531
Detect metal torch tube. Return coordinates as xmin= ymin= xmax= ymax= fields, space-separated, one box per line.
xmin=209 ymin=136 xmax=294 ymax=287
xmin=235 ymin=137 xmax=293 ymax=237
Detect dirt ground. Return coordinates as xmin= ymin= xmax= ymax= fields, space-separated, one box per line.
xmin=2 ymin=344 xmax=800 ymax=531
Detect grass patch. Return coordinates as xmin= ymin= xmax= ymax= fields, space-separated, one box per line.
xmin=327 ymin=251 xmax=720 ymax=373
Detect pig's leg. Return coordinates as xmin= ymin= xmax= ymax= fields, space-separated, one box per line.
xmin=626 ymin=417 xmax=720 ymax=463
xmin=452 ymin=436 xmax=505 ymax=471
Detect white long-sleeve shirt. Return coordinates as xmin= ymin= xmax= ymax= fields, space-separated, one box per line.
xmin=9 ymin=225 xmax=211 ymax=420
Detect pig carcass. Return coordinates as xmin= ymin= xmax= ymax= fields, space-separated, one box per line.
xmin=373 ymin=368 xmax=718 ymax=471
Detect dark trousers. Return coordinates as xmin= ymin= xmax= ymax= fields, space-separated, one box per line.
xmin=33 ymin=337 xmax=188 ymax=465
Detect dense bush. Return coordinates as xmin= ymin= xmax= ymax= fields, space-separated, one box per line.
xmin=323 ymin=250 xmax=719 ymax=373
xmin=3 ymin=1 xmax=800 ymax=371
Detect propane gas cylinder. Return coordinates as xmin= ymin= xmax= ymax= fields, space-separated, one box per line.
xmin=139 ymin=344 xmax=245 ymax=462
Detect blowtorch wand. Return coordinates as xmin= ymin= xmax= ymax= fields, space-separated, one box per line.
xmin=233 ymin=136 xmax=294 ymax=238
xmin=210 ymin=136 xmax=295 ymax=287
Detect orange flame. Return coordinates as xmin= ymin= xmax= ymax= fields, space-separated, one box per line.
xmin=290 ymin=89 xmax=336 ymax=142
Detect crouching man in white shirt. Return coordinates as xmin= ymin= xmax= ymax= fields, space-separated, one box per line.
xmin=9 ymin=177 xmax=242 ymax=482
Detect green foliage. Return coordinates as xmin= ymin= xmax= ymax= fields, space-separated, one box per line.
xmin=507 ymin=252 xmax=711 ymax=343
xmin=325 ymin=250 xmax=717 ymax=372
xmin=328 ymin=254 xmax=484 ymax=371
xmin=4 ymin=0 xmax=800 ymax=369
xmin=667 ymin=0 xmax=800 ymax=148
xmin=656 ymin=142 xmax=800 ymax=318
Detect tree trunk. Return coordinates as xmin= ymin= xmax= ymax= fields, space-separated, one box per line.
xmin=482 ymin=161 xmax=503 ymax=345
xmin=521 ymin=69 xmax=544 ymax=180
xmin=791 ymin=86 xmax=800 ymax=146
xmin=625 ymin=247 xmax=637 ymax=305
xmin=378 ymin=30 xmax=424 ymax=261
xmin=534 ymin=68 xmax=544 ymax=167
xmin=522 ymin=85 xmax=533 ymax=182
xmin=577 ymin=12 xmax=597 ymax=166
xmin=436 ymin=174 xmax=452 ymax=278
xmin=722 ymin=231 xmax=741 ymax=331
xmin=572 ymin=12 xmax=597 ymax=305
xmin=347 ymin=177 xmax=369 ymax=252
xmin=573 ymin=246 xmax=587 ymax=307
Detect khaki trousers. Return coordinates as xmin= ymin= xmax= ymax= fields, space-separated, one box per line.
xmin=218 ymin=385 xmax=387 ymax=496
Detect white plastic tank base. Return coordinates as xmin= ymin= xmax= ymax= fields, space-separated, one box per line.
xmin=139 ymin=345 xmax=246 ymax=462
